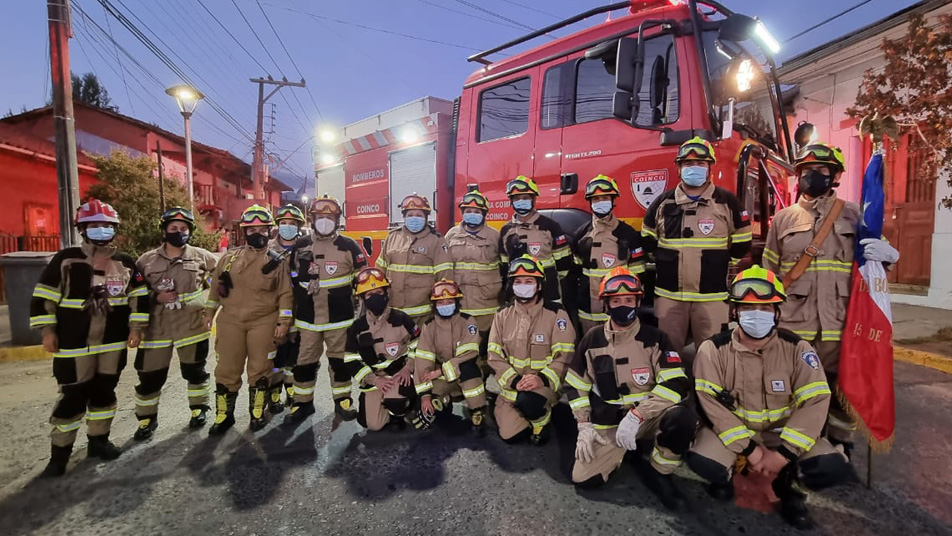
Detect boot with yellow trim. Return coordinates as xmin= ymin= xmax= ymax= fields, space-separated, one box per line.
xmin=284 ymin=402 xmax=316 ymax=424
xmin=188 ymin=404 xmax=209 ymax=429
xmin=772 ymin=464 xmax=815 ymax=530
xmin=40 ymin=445 xmax=71 ymax=478
xmin=133 ymin=416 xmax=158 ymax=441
xmin=209 ymin=384 xmax=237 ymax=436
xmin=267 ymin=384 xmax=285 ymax=415
xmin=529 ymin=422 xmax=550 ymax=446
xmin=249 ymin=378 xmax=269 ymax=431
xmin=467 ymin=406 xmax=487 ymax=436
xmin=283 ymin=383 xmax=295 ymax=409
xmin=87 ymin=434 xmax=122 ymax=460
xmin=334 ymin=397 xmax=358 ymax=421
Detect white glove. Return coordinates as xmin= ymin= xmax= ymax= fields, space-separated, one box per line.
xmin=860 ymin=238 xmax=899 ymax=264
xmin=164 ymin=300 xmax=184 ymax=310
xmin=575 ymin=422 xmax=609 ymax=463
xmin=615 ymin=410 xmax=643 ymax=451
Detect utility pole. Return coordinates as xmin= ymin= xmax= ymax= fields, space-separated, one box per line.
xmin=48 ymin=0 xmax=81 ymax=248
xmin=156 ymin=140 xmax=166 ymax=211
xmin=250 ymin=76 xmax=305 ymax=202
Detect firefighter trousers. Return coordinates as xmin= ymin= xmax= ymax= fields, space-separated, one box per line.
xmin=357 ymin=378 xmax=417 ymax=431
xmin=50 ymin=349 xmax=127 ymax=447
xmin=270 ymin=330 xmax=300 ymax=389
xmin=133 ymin=336 xmax=211 ymax=418
xmin=213 ymin=314 xmax=278 ymax=392
xmin=495 ymin=387 xmax=558 ymax=441
xmin=654 ymin=297 xmax=729 ymax=353
xmin=812 ymin=339 xmax=856 ymax=444
xmin=430 ymin=377 xmax=487 ymax=409
xmin=572 ymin=403 xmax=697 ymax=483
xmin=293 ymin=327 xmax=352 ymax=404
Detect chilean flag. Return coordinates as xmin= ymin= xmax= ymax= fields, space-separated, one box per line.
xmin=839 ymin=152 xmax=895 ymax=451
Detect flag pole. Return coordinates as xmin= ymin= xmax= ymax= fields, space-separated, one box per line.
xmin=867 ymin=443 xmax=873 ymax=488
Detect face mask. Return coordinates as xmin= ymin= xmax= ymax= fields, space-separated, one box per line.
xmin=680 ymin=166 xmax=709 ymax=187
xmin=313 ymin=218 xmax=336 ymax=236
xmin=798 ymin=169 xmax=834 ymax=198
xmin=364 ymin=293 xmax=388 ymax=316
xmin=436 ymin=303 xmax=456 ymax=318
xmin=591 ymin=200 xmax=613 ymax=217
xmin=278 ymin=224 xmax=299 ymax=241
xmin=738 ymin=309 xmax=776 ymax=339
xmin=86 ymin=226 xmax=115 ymax=243
xmin=512 ymin=282 xmax=537 ymax=299
xmin=512 ymin=199 xmax=533 ymax=215
xmin=608 ymin=305 xmax=638 ymax=326
xmin=245 ymin=232 xmax=269 ymax=249
xmin=165 ymin=231 xmax=190 ymax=248
xmin=405 ymin=216 xmax=426 ymax=234
xmin=462 ymin=212 xmax=484 ymax=227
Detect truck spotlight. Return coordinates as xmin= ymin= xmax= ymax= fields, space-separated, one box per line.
xmin=318 ymin=127 xmax=337 ymax=144
xmin=400 ymin=126 xmax=421 ymax=144
xmin=736 ymin=59 xmax=754 ymax=92
xmin=753 ymin=20 xmax=781 ymax=55
xmin=320 ymin=153 xmax=337 ymax=165
xmin=794 ymin=121 xmax=818 ymax=149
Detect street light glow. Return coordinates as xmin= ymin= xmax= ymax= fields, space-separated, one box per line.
xmin=318 ymin=128 xmax=337 ymax=144
xmin=320 ymin=153 xmax=337 ymax=165
xmin=400 ymin=126 xmax=421 ymax=144
xmin=165 ymin=84 xmax=205 ymax=115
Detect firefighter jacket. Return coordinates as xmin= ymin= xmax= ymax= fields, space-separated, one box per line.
xmin=763 ymin=193 xmax=861 ymax=343
xmin=694 ymin=328 xmax=832 ymax=458
xmin=499 ymin=212 xmax=574 ymax=303
xmin=30 ymin=243 xmax=150 ymax=357
xmin=642 ymin=183 xmax=752 ymax=302
xmin=563 ymin=320 xmax=688 ymax=427
xmin=136 ymin=244 xmax=218 ymax=348
xmin=413 ymin=313 xmax=482 ymax=395
xmin=445 ymin=223 xmax=504 ymax=318
xmin=574 ymin=214 xmax=647 ymax=323
xmin=376 ymin=226 xmax=452 ymax=318
xmin=291 ymin=233 xmax=367 ymax=332
xmin=343 ymin=306 xmax=421 ymax=391
xmin=205 ymin=246 xmax=293 ymax=327
xmin=487 ymin=299 xmax=575 ymax=402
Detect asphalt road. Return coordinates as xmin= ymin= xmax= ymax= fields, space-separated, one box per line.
xmin=0 ymin=354 xmax=949 ymax=536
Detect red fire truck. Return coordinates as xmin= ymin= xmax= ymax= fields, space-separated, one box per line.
xmin=316 ymin=0 xmax=794 ymax=262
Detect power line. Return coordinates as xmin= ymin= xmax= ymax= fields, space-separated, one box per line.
xmin=452 ymin=0 xmax=538 ymax=33
xmin=100 ymin=2 xmax=135 ymax=114
xmin=414 ymin=0 xmax=524 ymax=30
xmin=195 ymin=0 xmax=269 ymax=73
xmin=255 ymin=0 xmax=324 ymax=120
xmin=784 ymin=0 xmax=875 ymax=43
xmin=498 ymin=0 xmax=563 ymax=20
xmin=229 ymin=0 xmax=283 ymax=71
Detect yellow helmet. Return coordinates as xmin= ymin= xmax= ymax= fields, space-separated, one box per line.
xmin=729 ymin=265 xmax=786 ymax=304
xmin=309 ymin=195 xmax=342 ymax=218
xmin=794 ymin=143 xmax=845 ymax=173
xmin=508 ymin=255 xmax=545 ymax=280
xmin=239 ymin=204 xmax=274 ymax=227
xmin=354 ymin=267 xmax=390 ymax=296
xmin=458 ymin=190 xmax=489 ymax=211
xmin=675 ymin=136 xmax=716 ymax=164
xmin=430 ymin=279 xmax=464 ymax=301
xmin=506 ymin=175 xmax=540 ymax=197
xmin=275 ymin=204 xmax=306 ymax=225
xmin=584 ymin=174 xmax=620 ymax=199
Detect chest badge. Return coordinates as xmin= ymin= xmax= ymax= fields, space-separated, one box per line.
xmin=385 ymin=342 xmax=400 ymax=357
xmin=308 ymin=262 xmax=321 ymax=275
xmin=106 ymin=278 xmax=125 ymax=297
xmin=534 ymin=333 xmax=545 ymax=343
xmin=632 ymin=367 xmax=651 ymax=386
xmin=698 ymin=219 xmax=715 ymax=236
xmin=414 ymin=246 xmax=427 ymax=254
xmin=528 ymin=242 xmax=542 ymax=256
xmin=771 ymin=380 xmax=786 ymax=392
xmin=556 ymin=318 xmax=567 ymax=332
xmin=324 ymin=261 xmax=338 ymax=276
xmin=601 ymin=252 xmax=616 ymax=267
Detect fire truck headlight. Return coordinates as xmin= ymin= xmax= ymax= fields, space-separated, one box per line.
xmin=754 ymin=21 xmax=780 ymax=55
xmin=736 ymin=59 xmax=754 ymax=93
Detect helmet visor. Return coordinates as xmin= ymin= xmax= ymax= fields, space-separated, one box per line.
xmin=729 ymin=279 xmax=783 ymax=302
xmin=356 ymin=268 xmax=387 ymax=285
xmin=677 ymin=144 xmax=712 ymax=161
xmin=602 ymin=274 xmax=644 ymax=296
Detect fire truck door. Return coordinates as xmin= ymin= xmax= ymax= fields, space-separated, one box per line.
xmin=389 ymin=142 xmax=438 ymax=225
xmin=533 ymin=58 xmax=567 ymax=211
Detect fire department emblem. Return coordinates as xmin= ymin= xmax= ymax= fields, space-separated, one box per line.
xmin=468 ymin=324 xmax=477 ymax=335
xmin=631 ymin=367 xmax=651 ymax=386
xmin=771 ymin=380 xmax=786 ymax=392
xmin=528 ymin=242 xmax=542 ymax=256
xmin=698 ymin=219 xmax=715 ymax=235
xmin=630 ymin=169 xmax=668 ymax=210
xmin=802 ymin=350 xmax=820 ymax=370
xmin=601 ymin=253 xmax=616 ymax=267
xmin=534 ymin=333 xmax=545 ymax=343
xmin=414 ymin=246 xmax=427 ymax=254
xmin=385 ymin=342 xmax=400 ymax=357
xmin=324 ymin=261 xmax=338 ymax=276
xmin=106 ymin=279 xmax=124 ymax=297
xmin=557 ymin=318 xmax=567 ymax=332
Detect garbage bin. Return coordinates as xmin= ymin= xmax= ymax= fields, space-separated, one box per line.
xmin=1 ymin=251 xmax=55 ymax=346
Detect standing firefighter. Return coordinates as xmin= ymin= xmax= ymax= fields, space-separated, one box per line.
xmin=376 ymin=194 xmax=452 ymax=326
xmin=575 ymin=175 xmax=646 ymax=334
xmin=343 ymin=267 xmax=421 ymax=431
xmin=687 ymin=266 xmax=850 ymax=529
xmin=642 ymin=137 xmax=752 ymax=352
xmin=487 ymin=255 xmax=575 ymax=445
xmin=204 ymin=205 xmax=293 ymax=434
xmin=763 ymin=143 xmax=898 ymax=453
xmin=132 ymin=207 xmax=218 ymax=440
xmin=286 ymin=196 xmax=367 ymax=423
xmin=566 ymin=267 xmax=696 ymax=509
xmin=30 ymin=199 xmax=149 ymax=476
xmin=413 ymin=279 xmax=487 ymax=432
xmin=499 ymin=176 xmax=574 ymax=305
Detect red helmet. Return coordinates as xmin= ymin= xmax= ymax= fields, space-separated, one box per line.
xmin=75 ymin=199 xmax=120 ymax=226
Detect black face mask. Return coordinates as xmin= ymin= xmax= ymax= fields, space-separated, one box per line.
xmin=798 ymin=170 xmax=834 ymax=198
xmin=365 ymin=293 xmax=389 ymax=316
xmin=245 ymin=232 xmax=269 ymax=249
xmin=608 ymin=305 xmax=638 ymax=327
xmin=165 ymin=231 xmax=190 ymax=248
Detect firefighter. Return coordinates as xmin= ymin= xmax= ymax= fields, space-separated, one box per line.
xmin=487 ymin=255 xmax=575 ymax=445
xmin=686 ymin=266 xmax=851 ymax=529
xmin=132 ymin=207 xmax=218 ymax=440
xmin=343 ymin=267 xmax=421 ymax=431
xmin=574 ymin=175 xmax=646 ymax=334
xmin=642 ymin=136 xmax=752 ymax=352
xmin=30 ymin=199 xmax=149 ymax=477
xmin=413 ymin=279 xmax=487 ymax=431
xmin=286 ymin=195 xmax=367 ymax=423
xmin=267 ymin=203 xmax=307 ymax=414
xmin=204 ymin=205 xmax=293 ymax=434
xmin=565 ymin=267 xmax=695 ymax=509
xmin=762 ymin=143 xmax=899 ymax=453
xmin=376 ymin=194 xmax=452 ymax=326
xmin=499 ymin=176 xmax=574 ymax=306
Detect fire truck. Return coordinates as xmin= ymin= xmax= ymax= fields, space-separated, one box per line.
xmin=315 ymin=0 xmax=794 ymax=263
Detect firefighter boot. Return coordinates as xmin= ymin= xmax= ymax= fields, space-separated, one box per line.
xmin=41 ymin=445 xmax=72 ymax=478
xmin=209 ymin=386 xmax=237 ymax=436
xmin=529 ymin=423 xmax=550 ymax=446
xmin=284 ymin=384 xmax=295 ymax=409
xmin=87 ymin=435 xmax=122 ymax=461
xmin=773 ymin=465 xmax=815 ymax=530
xmin=249 ymin=379 xmax=269 ymax=431
xmin=284 ymin=402 xmax=316 ymax=425
xmin=707 ymin=479 xmax=735 ymax=501
xmin=636 ymin=460 xmax=687 ymax=511
xmin=467 ymin=406 xmax=487 ymax=436
xmin=133 ymin=416 xmax=159 ymax=441
xmin=334 ymin=398 xmax=358 ymax=421
xmin=267 ymin=384 xmax=284 ymax=415
xmin=188 ymin=405 xmax=209 ymax=429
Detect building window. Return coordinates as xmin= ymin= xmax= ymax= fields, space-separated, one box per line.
xmin=478 ymin=77 xmax=531 ymax=142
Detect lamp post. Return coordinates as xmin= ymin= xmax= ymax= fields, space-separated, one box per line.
xmin=166 ymin=85 xmax=205 ymax=211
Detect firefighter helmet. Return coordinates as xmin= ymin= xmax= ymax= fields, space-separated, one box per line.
xmin=584 ymin=174 xmax=621 ymax=199
xmin=275 ymin=204 xmax=306 ymax=225
xmin=239 ymin=204 xmax=274 ymax=227
xmin=506 ymin=175 xmax=540 ymax=197
xmin=458 ymin=190 xmax=489 ymax=212
xmin=508 ymin=255 xmax=545 ymax=280
xmin=598 ymin=267 xmax=645 ymax=299
xmin=729 ymin=265 xmax=786 ymax=304
xmin=354 ymin=267 xmax=390 ymax=295
xmin=400 ymin=194 xmax=432 ymax=214
xmin=430 ymin=279 xmax=464 ymax=301
xmin=309 ymin=195 xmax=342 ymax=218
xmin=159 ymin=206 xmax=194 ymax=231
xmin=794 ymin=143 xmax=846 ymax=173
xmin=75 ymin=199 xmax=120 ymax=226
xmin=674 ymin=136 xmax=717 ymax=164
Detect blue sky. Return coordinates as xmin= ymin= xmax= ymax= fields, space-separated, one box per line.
xmin=0 ymin=0 xmax=922 ymax=189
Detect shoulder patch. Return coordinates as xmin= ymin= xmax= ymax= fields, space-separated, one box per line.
xmin=776 ymin=328 xmax=802 ymax=344
xmin=468 ymin=323 xmax=478 ymax=335
xmin=556 ymin=317 xmax=568 ymax=332
xmin=711 ymin=330 xmax=733 ymax=348
xmin=801 ymin=350 xmax=821 ymax=370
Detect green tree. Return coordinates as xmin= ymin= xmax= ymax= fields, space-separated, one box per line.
xmin=71 ymin=72 xmax=116 ymax=111
xmin=86 ymin=149 xmax=221 ymax=257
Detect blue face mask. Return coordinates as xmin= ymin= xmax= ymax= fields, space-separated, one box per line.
xmin=436 ymin=303 xmax=456 ymax=318
xmin=278 ymin=224 xmax=299 ymax=241
xmin=591 ymin=200 xmax=613 ymax=217
xmin=405 ymin=216 xmax=426 ymax=233
xmin=512 ymin=199 xmax=533 ymax=215
xmin=86 ymin=226 xmax=115 ymax=242
xmin=462 ymin=212 xmax=484 ymax=227
xmin=681 ymin=166 xmax=709 ymax=187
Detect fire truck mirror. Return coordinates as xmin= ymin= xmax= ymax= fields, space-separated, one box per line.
xmin=362 ymin=236 xmax=374 ymax=257
xmin=612 ymin=91 xmax=635 ymax=122
xmin=613 ymin=37 xmax=639 ymax=93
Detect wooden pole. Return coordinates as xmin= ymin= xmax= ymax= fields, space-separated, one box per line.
xmin=156 ymin=140 xmax=165 ymax=211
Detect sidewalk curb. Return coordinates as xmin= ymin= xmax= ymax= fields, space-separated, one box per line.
xmin=0 ymin=345 xmax=51 ymax=362
xmin=894 ymin=346 xmax=952 ymax=374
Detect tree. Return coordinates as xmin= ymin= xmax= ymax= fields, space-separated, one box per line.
xmin=847 ymin=13 xmax=952 ymax=208
xmin=71 ymin=72 xmax=116 ymax=111
xmin=86 ymin=149 xmax=221 ymax=257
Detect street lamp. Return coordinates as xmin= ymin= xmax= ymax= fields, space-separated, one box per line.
xmin=165 ymin=84 xmax=205 ymax=211
xmin=318 ymin=127 xmax=337 ymax=145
